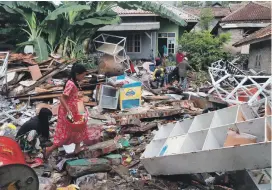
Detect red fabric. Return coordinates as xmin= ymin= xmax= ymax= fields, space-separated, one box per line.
xmin=53 ymin=80 xmax=87 ymax=146
xmin=126 ymin=61 xmax=136 ymax=73
xmin=83 ymin=127 xmax=102 ymax=146
xmin=176 ymin=53 xmax=185 ymax=64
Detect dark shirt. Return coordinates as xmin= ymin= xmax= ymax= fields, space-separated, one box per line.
xmin=177 ymin=60 xmax=192 ymax=78
xmin=16 ymin=116 xmax=49 ymax=139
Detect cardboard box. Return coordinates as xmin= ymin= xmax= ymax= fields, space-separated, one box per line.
xmin=119 ymin=82 xmax=142 ymax=110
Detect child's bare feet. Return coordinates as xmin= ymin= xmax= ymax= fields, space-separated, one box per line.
xmin=73 ymin=144 xmax=87 ymax=155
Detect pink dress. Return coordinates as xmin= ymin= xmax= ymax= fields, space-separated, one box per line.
xmin=53 ymin=80 xmax=87 ymax=146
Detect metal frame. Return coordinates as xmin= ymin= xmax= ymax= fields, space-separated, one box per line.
xmin=94 ymin=33 xmax=127 ymax=62
xmin=0 ymin=52 xmax=9 ymax=93
xmin=93 ymin=33 xmax=130 ymax=70
xmin=208 ymin=60 xmax=271 ymax=105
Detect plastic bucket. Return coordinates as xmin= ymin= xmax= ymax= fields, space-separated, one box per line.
xmin=0 ymin=136 xmax=26 ymax=165
xmin=66 ymin=109 xmax=89 ymax=132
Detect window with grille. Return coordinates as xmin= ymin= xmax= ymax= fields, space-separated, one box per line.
xmin=126 ymin=34 xmax=141 ymax=53
xmin=158 ymin=32 xmax=176 ymax=55
xmin=168 ymin=43 xmax=175 ymax=54
xmin=255 ymin=54 xmax=261 ymax=68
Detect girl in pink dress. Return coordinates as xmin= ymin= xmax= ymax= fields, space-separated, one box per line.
xmin=45 ymin=63 xmax=87 ymax=158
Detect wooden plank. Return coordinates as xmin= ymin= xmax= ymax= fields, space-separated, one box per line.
xmin=28 ymin=65 xmax=43 ymax=80
xmin=18 ymin=90 xmax=92 ymax=100
xmin=18 ymin=60 xmax=75 ymax=95
xmin=84 ymin=102 xmax=97 ymax=107
xmin=8 ymin=67 xmax=52 ymax=73
xmin=142 ymin=96 xmax=170 ymax=101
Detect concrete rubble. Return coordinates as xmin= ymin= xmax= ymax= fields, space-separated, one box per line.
xmin=0 ymin=51 xmax=271 ymax=190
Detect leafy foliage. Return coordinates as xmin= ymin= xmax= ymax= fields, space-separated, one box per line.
xmin=177 ymin=1 xmax=204 ymax=7
xmin=34 ymin=37 xmax=49 ymax=62
xmin=199 ymin=8 xmax=214 ymax=30
xmin=1 ymin=1 xmax=191 ymax=61
xmin=0 ymin=1 xmax=120 ymax=61
xmin=177 ymin=1 xmax=243 ymax=8
xmin=179 ymin=31 xmax=231 ymax=70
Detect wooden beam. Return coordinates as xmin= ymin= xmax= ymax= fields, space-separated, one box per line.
xmin=18 ymin=90 xmax=92 ymax=101
xmin=18 ymin=60 xmax=76 ymax=95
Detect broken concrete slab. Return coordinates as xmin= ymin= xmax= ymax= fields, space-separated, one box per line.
xmin=120 ymin=118 xmax=141 ymax=126
xmin=104 ymin=154 xmax=122 ymax=166
xmin=121 ymin=123 xmax=157 ymax=134
xmin=66 ymin=158 xmax=111 ymax=178
xmin=113 ymin=107 xmax=184 ymax=121
xmin=75 ymin=173 xmax=108 ymax=190
xmin=79 ymin=139 xmax=118 ymax=159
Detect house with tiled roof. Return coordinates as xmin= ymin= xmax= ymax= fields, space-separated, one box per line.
xmin=233 ymin=25 xmax=271 ymax=74
xmin=182 ymin=5 xmax=231 ymax=31
xmin=97 ymin=4 xmax=199 ymax=60
xmin=213 ymin=2 xmax=271 ymax=54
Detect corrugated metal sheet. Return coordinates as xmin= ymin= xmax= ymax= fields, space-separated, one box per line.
xmin=98 ymin=22 xmax=160 ymax=31
xmin=112 ymin=6 xmax=154 ymax=15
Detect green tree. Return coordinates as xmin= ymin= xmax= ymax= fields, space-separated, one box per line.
xmin=177 ymin=1 xmax=204 ymax=7
xmin=1 ymin=1 xmax=191 ymax=61
xmin=199 ymin=8 xmax=214 ymax=31
xmin=179 ymin=31 xmax=231 ymax=70
xmin=0 ymin=1 xmax=120 ymax=61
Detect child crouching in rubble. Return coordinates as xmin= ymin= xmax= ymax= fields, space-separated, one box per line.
xmin=16 ymin=108 xmax=52 ymax=162
xmin=45 ymin=63 xmax=88 ymax=158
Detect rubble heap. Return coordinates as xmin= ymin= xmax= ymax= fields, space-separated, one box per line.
xmin=0 ymin=52 xmax=271 ymax=190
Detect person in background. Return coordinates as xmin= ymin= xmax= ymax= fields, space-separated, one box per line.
xmin=176 ymin=48 xmax=185 ymax=66
xmin=162 ymin=45 xmax=167 ymax=67
xmin=152 ymin=66 xmax=165 ymax=88
xmin=155 ymin=57 xmax=162 ymax=67
xmin=177 ymin=57 xmax=193 ymax=89
xmin=45 ymin=63 xmax=88 ymax=158
xmin=16 ymin=108 xmax=52 ymax=162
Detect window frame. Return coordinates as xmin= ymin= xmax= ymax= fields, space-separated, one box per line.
xmin=158 ymin=32 xmax=177 ymax=55
xmin=126 ymin=33 xmax=141 ymax=53
xmin=255 ymin=54 xmax=261 ymax=68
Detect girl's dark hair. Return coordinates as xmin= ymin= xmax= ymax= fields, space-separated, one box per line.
xmin=64 ymin=63 xmax=87 ymax=89
xmin=38 ymin=108 xmax=52 ymax=139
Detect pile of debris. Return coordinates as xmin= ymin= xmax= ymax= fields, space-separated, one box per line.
xmin=0 ymin=49 xmax=271 ymax=190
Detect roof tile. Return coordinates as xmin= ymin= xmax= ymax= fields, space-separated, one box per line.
xmin=182 ymin=7 xmax=231 ymax=18
xmin=112 ymin=5 xmax=199 ymax=22
xmin=222 ymin=2 xmax=271 ymax=23
xmin=233 ymin=24 xmax=271 ymax=46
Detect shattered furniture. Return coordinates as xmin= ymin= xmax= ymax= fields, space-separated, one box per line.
xmin=0 ymin=52 xmax=9 ymax=94
xmin=141 ymin=99 xmax=271 ymax=175
xmin=94 ymin=34 xmax=130 ymax=76
xmin=99 ymin=85 xmax=120 ymax=110
xmin=247 ymin=168 xmax=271 ymax=190
xmin=208 ymin=60 xmax=272 ymax=105
xmin=94 ymin=34 xmax=127 ymax=64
